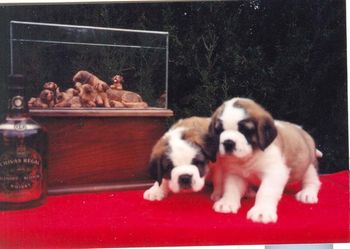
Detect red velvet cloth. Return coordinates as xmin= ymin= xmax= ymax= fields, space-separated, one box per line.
xmin=0 ymin=171 xmax=349 ymax=248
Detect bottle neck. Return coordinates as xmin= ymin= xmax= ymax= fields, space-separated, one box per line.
xmin=7 ymin=88 xmax=29 ymax=117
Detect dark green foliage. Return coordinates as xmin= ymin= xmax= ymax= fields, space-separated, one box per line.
xmin=0 ymin=0 xmax=347 ymax=173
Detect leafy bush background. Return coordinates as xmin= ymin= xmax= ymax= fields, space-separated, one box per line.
xmin=0 ymin=0 xmax=347 ymax=173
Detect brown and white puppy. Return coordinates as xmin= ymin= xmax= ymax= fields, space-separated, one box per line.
xmin=143 ymin=117 xmax=217 ymax=201
xmin=208 ymin=97 xmax=321 ymax=224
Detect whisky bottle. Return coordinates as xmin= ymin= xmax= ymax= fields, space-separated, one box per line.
xmin=0 ymin=75 xmax=48 ymax=210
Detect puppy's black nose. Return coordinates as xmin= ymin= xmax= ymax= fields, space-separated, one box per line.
xmin=223 ymin=139 xmax=236 ymax=153
xmin=178 ymin=174 xmax=192 ymax=189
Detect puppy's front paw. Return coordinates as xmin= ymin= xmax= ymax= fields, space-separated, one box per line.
xmin=143 ymin=182 xmax=166 ymax=201
xmin=247 ymin=205 xmax=278 ymax=224
xmin=213 ymin=197 xmax=241 ymax=213
xmin=296 ymin=189 xmax=318 ymax=204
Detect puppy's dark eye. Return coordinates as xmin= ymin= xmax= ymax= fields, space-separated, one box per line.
xmin=238 ymin=119 xmax=256 ymax=144
xmin=192 ymin=158 xmax=205 ymax=167
xmin=192 ymin=153 xmax=207 ymax=168
xmin=239 ymin=119 xmax=255 ymax=133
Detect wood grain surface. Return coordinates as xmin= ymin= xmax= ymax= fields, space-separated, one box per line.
xmin=31 ymin=110 xmax=172 ymax=193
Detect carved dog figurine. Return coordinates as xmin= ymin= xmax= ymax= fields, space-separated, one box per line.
xmin=94 ymin=83 xmax=110 ymax=108
xmin=106 ymin=89 xmax=148 ymax=108
xmin=28 ymin=89 xmax=55 ymax=108
xmin=55 ymin=87 xmax=80 ymax=108
xmin=73 ymin=71 xmax=110 ymax=107
xmin=107 ymin=74 xmax=148 ymax=108
xmin=73 ymin=70 xmax=109 ymax=92
xmin=111 ymin=74 xmax=124 ymax=90
xmin=43 ymin=81 xmax=58 ymax=92
xmin=79 ymin=84 xmax=98 ymax=107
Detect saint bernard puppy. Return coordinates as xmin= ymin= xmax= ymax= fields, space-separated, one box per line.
xmin=208 ymin=97 xmax=322 ymax=224
xmin=143 ymin=117 xmax=217 ymax=201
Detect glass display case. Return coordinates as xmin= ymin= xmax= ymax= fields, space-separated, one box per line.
xmin=9 ymin=21 xmax=173 ymax=193
xmin=10 ymin=20 xmax=170 ymax=111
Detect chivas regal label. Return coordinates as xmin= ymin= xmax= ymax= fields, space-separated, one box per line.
xmin=0 ymin=146 xmax=43 ymax=202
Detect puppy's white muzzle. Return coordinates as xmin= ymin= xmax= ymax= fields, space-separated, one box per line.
xmin=169 ymin=165 xmax=205 ymax=193
xmin=219 ymin=130 xmax=253 ymax=158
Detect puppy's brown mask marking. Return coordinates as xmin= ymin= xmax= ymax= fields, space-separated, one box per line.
xmin=234 ymin=99 xmax=277 ymax=150
xmin=238 ymin=119 xmax=258 ymax=145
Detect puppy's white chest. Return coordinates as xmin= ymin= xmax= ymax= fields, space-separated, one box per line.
xmin=219 ymin=156 xmax=255 ymax=177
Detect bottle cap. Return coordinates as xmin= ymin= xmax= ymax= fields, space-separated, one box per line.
xmin=7 ymin=74 xmax=28 ymax=111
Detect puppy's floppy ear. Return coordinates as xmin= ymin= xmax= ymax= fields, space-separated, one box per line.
xmin=203 ymin=117 xmax=221 ymax=162
xmin=202 ymin=133 xmax=219 ymax=162
xmin=148 ymin=156 xmax=163 ymax=185
xmin=208 ymin=105 xmax=224 ymax=137
xmin=256 ymin=115 xmax=277 ymax=150
xmin=208 ymin=117 xmax=216 ymax=136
